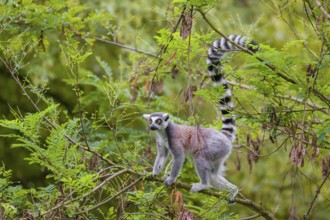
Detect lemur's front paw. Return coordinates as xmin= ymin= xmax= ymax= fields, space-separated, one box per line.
xmin=152 ymin=167 xmax=161 ymax=178
xmin=190 ymin=183 xmax=207 ymax=193
xmin=164 ymin=177 xmax=175 ymax=186
xmin=227 ymin=187 xmax=239 ymax=205
xmin=152 ymin=173 xmax=158 ymax=178
xmin=228 ymin=198 xmax=235 ymax=205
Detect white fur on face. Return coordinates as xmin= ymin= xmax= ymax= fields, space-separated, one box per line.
xmin=143 ymin=114 xmax=151 ymax=119
xmin=143 ymin=113 xmax=170 ymax=131
xmin=150 ymin=116 xmax=160 ymax=122
xmin=149 ymin=116 xmax=169 ymax=130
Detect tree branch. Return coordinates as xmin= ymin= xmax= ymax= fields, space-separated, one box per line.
xmin=89 ymin=36 xmax=159 ymax=58
xmin=314 ymin=0 xmax=330 ymax=19
xmin=125 ymin=170 xmax=277 ymax=220
xmin=234 ymin=214 xmax=261 ymax=220
xmin=38 ymin=166 xmax=276 ymax=219
xmin=303 ymin=171 xmax=330 ymax=219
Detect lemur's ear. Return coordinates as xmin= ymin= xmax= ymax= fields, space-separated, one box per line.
xmin=142 ymin=114 xmax=151 ymax=120
xmin=163 ymin=113 xmax=170 ymax=121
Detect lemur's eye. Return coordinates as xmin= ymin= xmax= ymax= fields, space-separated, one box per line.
xmin=156 ymin=119 xmax=162 ymax=125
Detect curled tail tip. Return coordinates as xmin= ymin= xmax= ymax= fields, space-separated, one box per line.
xmin=247 ymin=39 xmax=259 ymax=53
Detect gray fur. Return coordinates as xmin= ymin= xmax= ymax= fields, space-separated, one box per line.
xmin=143 ymin=113 xmax=238 ymax=201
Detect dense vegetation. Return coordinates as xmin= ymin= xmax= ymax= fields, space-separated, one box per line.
xmin=0 ymin=0 xmax=329 ymax=219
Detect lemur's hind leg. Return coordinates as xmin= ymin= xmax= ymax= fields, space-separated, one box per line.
xmin=210 ymin=160 xmax=238 ymax=204
xmin=190 ymin=155 xmax=211 ymax=193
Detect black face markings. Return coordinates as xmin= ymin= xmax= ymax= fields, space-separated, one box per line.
xmin=150 ymin=126 xmax=158 ymax=131
xmin=149 ymin=119 xmax=153 ymax=124
xmin=164 ymin=114 xmax=170 ymax=121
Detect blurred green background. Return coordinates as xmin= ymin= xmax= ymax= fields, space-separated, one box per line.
xmin=0 ymin=0 xmax=329 ymax=219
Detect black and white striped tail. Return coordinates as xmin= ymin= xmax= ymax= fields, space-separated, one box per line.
xmin=207 ymin=35 xmax=258 ymax=141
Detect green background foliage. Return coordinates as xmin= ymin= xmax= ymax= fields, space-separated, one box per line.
xmin=0 ymin=0 xmax=329 ymax=219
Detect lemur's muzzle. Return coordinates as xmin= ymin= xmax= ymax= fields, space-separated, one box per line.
xmin=150 ymin=125 xmax=158 ymax=130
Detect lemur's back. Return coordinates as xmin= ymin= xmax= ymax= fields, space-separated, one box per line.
xmin=167 ymin=121 xmax=232 ymax=157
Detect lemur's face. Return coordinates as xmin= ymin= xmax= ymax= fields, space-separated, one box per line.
xmin=143 ymin=112 xmax=170 ymax=131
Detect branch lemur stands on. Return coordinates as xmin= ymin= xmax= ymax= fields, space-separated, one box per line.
xmin=143 ymin=35 xmax=258 ymax=203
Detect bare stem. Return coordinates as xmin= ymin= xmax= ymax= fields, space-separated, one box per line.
xmin=303 ymin=171 xmax=330 ymax=219
xmin=314 ymin=0 xmax=330 ymax=19
xmin=90 ymin=36 xmax=159 ymax=58
xmin=76 ymin=177 xmax=143 ymax=214
xmin=233 ymin=214 xmax=261 ymax=220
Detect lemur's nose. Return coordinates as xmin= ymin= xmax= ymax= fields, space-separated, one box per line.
xmin=150 ymin=125 xmax=158 ymax=130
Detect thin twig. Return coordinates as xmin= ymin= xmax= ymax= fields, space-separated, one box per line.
xmin=271 ymin=1 xmax=318 ymax=59
xmin=76 ymin=177 xmax=143 ymax=214
xmin=314 ymin=0 xmax=330 ymax=19
xmin=303 ymin=171 xmax=330 ymax=219
xmin=227 ymin=80 xmax=329 ymax=114
xmin=70 ymin=59 xmax=92 ymax=154
xmin=275 ymin=127 xmax=330 ymax=150
xmin=38 ymin=169 xmax=128 ymax=217
xmin=303 ymin=0 xmax=320 ymax=35
xmin=146 ymin=6 xmax=187 ymax=105
xmin=93 ymin=169 xmax=128 ymax=192
xmin=232 ymin=214 xmax=261 ymax=220
xmin=90 ymin=36 xmax=158 ymax=58
xmin=187 ymin=6 xmax=196 ymax=117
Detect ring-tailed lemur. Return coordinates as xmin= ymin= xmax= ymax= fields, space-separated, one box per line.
xmin=143 ymin=35 xmax=258 ymax=203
